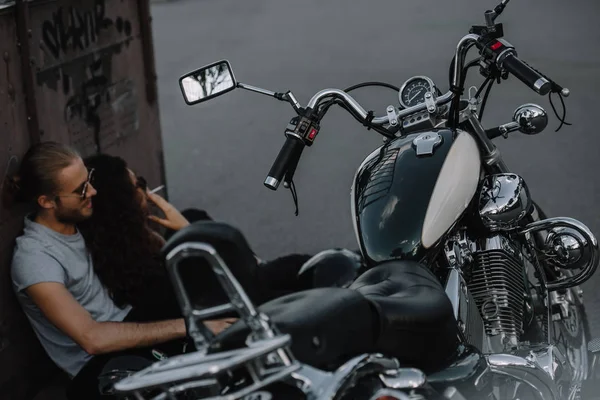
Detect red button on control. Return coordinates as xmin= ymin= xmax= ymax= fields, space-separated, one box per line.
xmin=491 ymin=41 xmax=503 ymax=50
xmin=308 ymin=128 xmax=318 ymax=140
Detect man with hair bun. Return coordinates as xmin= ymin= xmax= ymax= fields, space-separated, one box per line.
xmin=8 ymin=141 xmax=233 ymax=399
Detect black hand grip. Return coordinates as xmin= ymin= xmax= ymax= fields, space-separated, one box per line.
xmin=283 ymin=144 xmax=304 ymax=188
xmin=502 ymin=53 xmax=551 ymax=96
xmin=264 ymin=135 xmax=305 ymax=190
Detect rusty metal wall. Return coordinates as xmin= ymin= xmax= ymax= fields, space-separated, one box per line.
xmin=0 ymin=1 xmax=164 ymax=398
xmin=0 ymin=7 xmax=59 ymax=400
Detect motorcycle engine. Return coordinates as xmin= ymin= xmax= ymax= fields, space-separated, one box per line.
xmin=445 ymin=231 xmax=529 ymax=353
xmin=468 ymin=235 xmax=527 ymax=351
xmin=451 ymin=173 xmax=533 ymax=352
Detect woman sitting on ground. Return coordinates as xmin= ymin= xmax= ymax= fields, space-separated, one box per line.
xmin=78 ymin=154 xmax=314 ymax=322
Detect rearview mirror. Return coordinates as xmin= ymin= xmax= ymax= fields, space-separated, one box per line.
xmin=513 ymin=104 xmax=548 ymax=135
xmin=179 ymin=60 xmax=236 ymax=105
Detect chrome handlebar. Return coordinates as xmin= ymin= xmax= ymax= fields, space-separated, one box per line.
xmin=304 ymin=34 xmax=480 ymax=128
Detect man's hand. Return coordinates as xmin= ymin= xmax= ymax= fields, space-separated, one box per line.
xmin=204 ymin=318 xmax=237 ymax=335
xmin=146 ymin=191 xmax=190 ymax=231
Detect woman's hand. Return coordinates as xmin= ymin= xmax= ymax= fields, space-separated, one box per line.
xmin=146 ymin=191 xmax=190 ymax=231
xmin=204 ymin=318 xmax=237 ymax=334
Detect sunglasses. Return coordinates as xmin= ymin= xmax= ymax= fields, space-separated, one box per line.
xmin=55 ymin=168 xmax=95 ymax=199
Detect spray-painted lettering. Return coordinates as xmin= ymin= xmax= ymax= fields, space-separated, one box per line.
xmin=42 ymin=0 xmax=132 ymax=59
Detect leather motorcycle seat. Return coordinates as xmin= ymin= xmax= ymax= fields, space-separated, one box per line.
xmin=213 ymin=262 xmax=458 ymax=370
xmin=350 ymin=261 xmax=460 ymax=370
xmin=163 ymin=221 xmax=459 ymax=370
xmin=211 ymin=287 xmax=379 ymax=368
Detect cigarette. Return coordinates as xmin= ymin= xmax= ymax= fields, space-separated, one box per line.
xmin=149 ymin=185 xmax=165 ymax=194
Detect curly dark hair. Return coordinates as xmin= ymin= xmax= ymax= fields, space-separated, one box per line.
xmin=78 ymin=154 xmax=178 ymax=317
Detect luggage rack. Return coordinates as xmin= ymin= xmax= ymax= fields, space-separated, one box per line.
xmin=113 ymin=241 xmax=301 ymax=399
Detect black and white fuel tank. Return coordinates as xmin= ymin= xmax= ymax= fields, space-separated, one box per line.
xmin=350 ymin=129 xmax=481 ymax=265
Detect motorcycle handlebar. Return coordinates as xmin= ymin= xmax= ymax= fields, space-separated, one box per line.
xmin=264 ymin=33 xmax=569 ymax=191
xmin=500 ymin=53 xmax=552 ymax=96
xmin=264 ymin=135 xmax=305 ymax=190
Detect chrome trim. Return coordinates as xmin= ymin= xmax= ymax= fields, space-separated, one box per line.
xmin=313 ymin=354 xmax=400 ymax=400
xmin=478 ymin=173 xmax=532 ymax=231
xmin=394 ymin=91 xmax=454 ymax=121
xmin=466 ymin=111 xmax=509 ymax=173
xmin=526 ymin=345 xmax=569 ymax=382
xmin=286 ymin=92 xmax=301 ymax=109
xmin=534 ymin=78 xmax=551 ymax=92
xmin=237 ymin=82 xmax=277 ymax=97
xmin=484 ymin=147 xmax=502 ymax=166
xmin=307 ymin=88 xmax=370 ymax=119
xmin=279 ymin=34 xmax=490 ymax=134
xmin=113 ymin=335 xmax=298 ymax=393
xmin=545 ymin=227 xmax=591 ymax=271
xmin=425 ymin=92 xmax=436 ymax=113
xmin=513 ymin=104 xmax=548 ymax=135
xmin=452 ymin=34 xmax=480 ymax=90
xmin=264 ymin=176 xmax=279 ymax=189
xmin=304 ymin=86 xmax=454 ymax=127
xmin=290 ymin=364 xmax=333 ymax=400
xmin=398 ymin=75 xmax=436 ymax=109
xmin=487 ymin=354 xmax=560 ymax=400
xmin=114 ymin=241 xmax=300 ymax=399
xmin=520 ymin=217 xmax=599 ymax=291
xmin=379 ymin=368 xmax=426 ymax=389
xmin=496 ymin=47 xmax=515 ymax=66
xmin=166 ymin=242 xmax=276 ymax=343
xmin=285 ymin=131 xmax=304 ymax=141
xmin=386 ymin=105 xmax=398 ymax=126
xmin=445 ymin=268 xmax=461 ymax=319
xmin=498 ymin=121 xmax=520 ymax=136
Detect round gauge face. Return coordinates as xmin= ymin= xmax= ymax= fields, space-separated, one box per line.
xmin=399 ymin=77 xmax=435 ymax=108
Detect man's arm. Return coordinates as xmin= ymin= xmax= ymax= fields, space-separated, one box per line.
xmin=26 ymin=282 xmax=186 ymax=355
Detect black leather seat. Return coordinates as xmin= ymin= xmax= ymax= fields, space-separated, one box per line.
xmin=214 ymin=261 xmax=458 ymax=370
xmin=350 ymin=261 xmax=460 ymax=370
xmin=211 ymin=287 xmax=379 ymax=368
xmin=163 ymin=221 xmax=459 ymax=370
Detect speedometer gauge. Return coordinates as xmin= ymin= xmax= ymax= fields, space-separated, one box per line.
xmin=399 ymin=76 xmax=436 ymax=108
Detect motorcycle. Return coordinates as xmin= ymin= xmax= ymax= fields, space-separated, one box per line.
xmin=112 ymin=1 xmax=600 ymax=399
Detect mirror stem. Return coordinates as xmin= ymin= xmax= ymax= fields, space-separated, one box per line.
xmin=237 ymin=83 xmax=302 ymax=114
xmin=237 ymin=82 xmax=279 ymax=97
xmin=283 ymin=91 xmax=302 ymax=114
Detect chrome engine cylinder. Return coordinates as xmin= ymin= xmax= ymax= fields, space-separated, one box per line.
xmin=478 ymin=173 xmax=532 ymax=232
xmin=468 ymin=235 xmax=525 ymax=350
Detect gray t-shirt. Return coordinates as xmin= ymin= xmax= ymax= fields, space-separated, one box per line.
xmin=11 ymin=215 xmax=132 ymax=377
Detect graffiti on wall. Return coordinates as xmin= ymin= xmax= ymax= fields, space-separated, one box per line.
xmin=37 ymin=0 xmax=139 ymax=156
xmin=41 ymin=0 xmax=132 ymax=59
